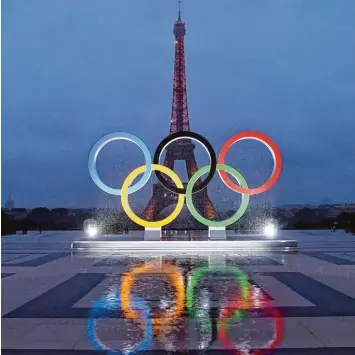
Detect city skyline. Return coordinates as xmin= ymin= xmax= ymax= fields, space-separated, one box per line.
xmin=2 ymin=0 xmax=355 ymax=209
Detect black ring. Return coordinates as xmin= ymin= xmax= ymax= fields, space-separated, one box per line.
xmin=153 ymin=131 xmax=217 ymax=194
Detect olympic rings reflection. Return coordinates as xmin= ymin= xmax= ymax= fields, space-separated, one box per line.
xmin=87 ymin=261 xmax=284 ymax=353
xmin=120 ymin=262 xmax=185 ymax=332
xmin=88 ymin=288 xmax=152 ymax=354
xmin=186 ymin=266 xmax=250 ymax=327
xmin=219 ymin=290 xmax=284 ymax=355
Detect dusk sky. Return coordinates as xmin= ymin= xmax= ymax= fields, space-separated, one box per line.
xmin=2 ymin=0 xmax=355 ymax=209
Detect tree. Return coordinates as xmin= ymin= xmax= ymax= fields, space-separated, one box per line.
xmin=51 ymin=208 xmax=69 ymax=217
xmin=341 ymin=213 xmax=355 ymax=233
xmin=50 ymin=208 xmax=71 ymax=228
xmin=27 ymin=207 xmax=53 ymax=228
xmin=337 ymin=212 xmax=351 ymax=229
xmin=1 ymin=210 xmax=16 ymax=235
xmin=293 ymin=208 xmax=317 ymax=224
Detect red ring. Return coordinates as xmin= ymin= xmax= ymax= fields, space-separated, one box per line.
xmin=253 ymin=307 xmax=283 ymax=355
xmin=219 ymin=298 xmax=284 ymax=355
xmin=218 ymin=131 xmax=282 ymax=195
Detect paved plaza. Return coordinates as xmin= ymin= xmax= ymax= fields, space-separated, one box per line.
xmin=2 ymin=229 xmax=355 ymax=354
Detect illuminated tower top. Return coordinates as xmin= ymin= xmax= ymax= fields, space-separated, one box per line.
xmin=170 ymin=0 xmax=190 ymax=133
xmin=174 ymin=1 xmax=186 ymax=38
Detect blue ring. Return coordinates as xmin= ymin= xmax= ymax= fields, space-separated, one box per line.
xmin=88 ymin=288 xmax=152 ymax=354
xmin=88 ymin=132 xmax=152 ymax=195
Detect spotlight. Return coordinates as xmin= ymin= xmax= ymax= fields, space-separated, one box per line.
xmin=83 ymin=218 xmax=99 ymax=238
xmin=87 ymin=226 xmax=98 ymax=238
xmin=263 ymin=220 xmax=278 ymax=238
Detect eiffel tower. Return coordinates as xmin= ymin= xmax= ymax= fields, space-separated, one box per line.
xmin=142 ymin=4 xmax=216 ymax=225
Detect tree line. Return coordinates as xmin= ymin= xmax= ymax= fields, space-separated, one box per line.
xmin=1 ymin=206 xmax=355 ymax=235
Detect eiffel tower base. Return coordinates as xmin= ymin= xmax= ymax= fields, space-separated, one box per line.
xmin=142 ymin=181 xmax=216 ymax=230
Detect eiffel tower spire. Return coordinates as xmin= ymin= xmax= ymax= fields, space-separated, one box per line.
xmin=178 ymin=0 xmax=182 ymax=22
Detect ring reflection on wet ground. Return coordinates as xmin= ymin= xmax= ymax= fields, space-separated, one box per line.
xmin=87 ymin=255 xmax=284 ymax=353
xmin=3 ymin=229 xmax=355 ymax=353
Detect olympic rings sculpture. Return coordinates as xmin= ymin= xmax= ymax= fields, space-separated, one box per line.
xmin=88 ymin=130 xmax=282 ymax=228
xmin=88 ymin=288 xmax=152 ymax=355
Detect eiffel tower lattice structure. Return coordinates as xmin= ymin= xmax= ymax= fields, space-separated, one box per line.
xmin=141 ymin=6 xmax=217 ymax=226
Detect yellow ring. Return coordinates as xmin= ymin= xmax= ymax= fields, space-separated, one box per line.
xmin=121 ymin=164 xmax=185 ymax=228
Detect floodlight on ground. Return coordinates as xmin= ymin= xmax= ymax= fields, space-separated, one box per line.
xmin=87 ymin=226 xmax=98 ymax=238
xmin=263 ymin=219 xmax=278 ymax=238
xmin=83 ymin=219 xmax=99 ymax=238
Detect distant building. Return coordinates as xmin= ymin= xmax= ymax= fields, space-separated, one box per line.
xmin=3 ymin=194 xmax=28 ymax=220
xmin=5 ymin=193 xmax=15 ymax=211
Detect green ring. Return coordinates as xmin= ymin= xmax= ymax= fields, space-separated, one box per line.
xmin=186 ymin=266 xmax=250 ymax=328
xmin=186 ymin=164 xmax=250 ymax=227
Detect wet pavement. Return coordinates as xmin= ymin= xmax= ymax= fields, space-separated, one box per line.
xmin=2 ymin=229 xmax=355 ymax=354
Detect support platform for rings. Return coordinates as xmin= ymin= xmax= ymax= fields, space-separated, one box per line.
xmin=144 ymin=227 xmax=162 ymax=241
xmin=71 ymin=239 xmax=298 ymax=252
xmin=208 ymin=227 xmax=226 ymax=240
